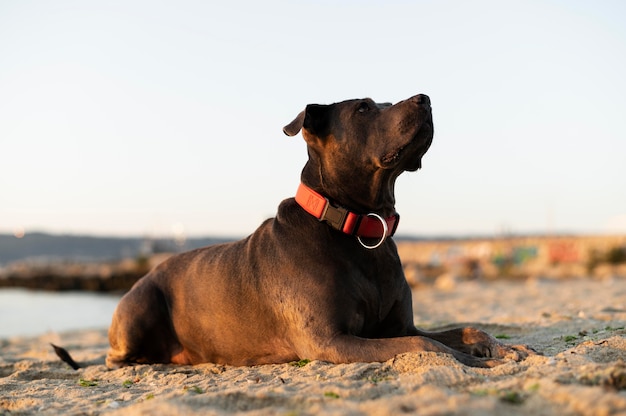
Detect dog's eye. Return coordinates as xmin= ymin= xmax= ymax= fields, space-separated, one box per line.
xmin=357 ymin=102 xmax=370 ymax=113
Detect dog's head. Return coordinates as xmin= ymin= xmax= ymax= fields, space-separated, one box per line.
xmin=284 ymin=94 xmax=433 ymax=212
xmin=284 ymin=94 xmax=433 ymax=174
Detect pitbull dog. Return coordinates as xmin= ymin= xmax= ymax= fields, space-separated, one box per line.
xmin=106 ymin=94 xmax=531 ymax=369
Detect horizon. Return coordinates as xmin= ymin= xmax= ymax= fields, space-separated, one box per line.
xmin=2 ymin=228 xmax=622 ymax=242
xmin=2 ymin=1 xmax=625 ymax=238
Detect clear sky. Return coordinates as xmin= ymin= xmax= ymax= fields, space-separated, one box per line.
xmin=1 ymin=0 xmax=625 ymax=239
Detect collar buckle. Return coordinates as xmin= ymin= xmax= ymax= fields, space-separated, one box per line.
xmin=320 ymin=201 xmax=349 ymax=230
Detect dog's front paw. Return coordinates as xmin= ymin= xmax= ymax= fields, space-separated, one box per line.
xmin=459 ymin=343 xmax=536 ymax=367
xmin=457 ymin=328 xmax=502 ymax=358
xmin=459 ymin=328 xmax=536 ymax=362
xmin=496 ymin=343 xmax=538 ymax=361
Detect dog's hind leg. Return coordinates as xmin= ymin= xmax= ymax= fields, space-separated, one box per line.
xmin=106 ymin=279 xmax=182 ymax=368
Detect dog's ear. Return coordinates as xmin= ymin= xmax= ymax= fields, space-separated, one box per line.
xmin=302 ymin=104 xmax=330 ymax=138
xmin=283 ymin=111 xmax=305 ymax=136
xmin=283 ymin=104 xmax=331 ymax=138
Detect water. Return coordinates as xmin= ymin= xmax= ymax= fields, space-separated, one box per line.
xmin=0 ymin=289 xmax=121 ymax=338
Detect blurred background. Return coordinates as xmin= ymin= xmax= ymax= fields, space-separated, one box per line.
xmin=1 ymin=0 xmax=625 ymax=337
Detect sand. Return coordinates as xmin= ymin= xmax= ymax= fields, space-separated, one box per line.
xmin=2 ymin=276 xmax=626 ymax=415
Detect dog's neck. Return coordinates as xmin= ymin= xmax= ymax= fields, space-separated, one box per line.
xmin=295 ymin=182 xmax=400 ymax=244
xmin=300 ymin=162 xmax=399 ymax=218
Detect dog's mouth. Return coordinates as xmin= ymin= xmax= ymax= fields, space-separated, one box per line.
xmin=381 ymin=122 xmax=433 ymax=171
xmin=381 ymin=144 xmax=410 ymax=166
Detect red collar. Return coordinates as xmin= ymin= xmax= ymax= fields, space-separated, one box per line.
xmin=295 ymin=182 xmax=400 ymax=241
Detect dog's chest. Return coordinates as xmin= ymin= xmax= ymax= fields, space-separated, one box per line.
xmin=343 ymin=267 xmax=406 ymax=337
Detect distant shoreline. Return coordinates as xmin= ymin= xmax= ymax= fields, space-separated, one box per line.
xmin=1 ymin=234 xmax=624 ymax=293
xmin=1 ymin=231 xmax=620 ymax=265
xmin=0 ymin=232 xmax=237 ymax=266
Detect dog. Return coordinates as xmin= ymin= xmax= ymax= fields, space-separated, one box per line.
xmin=105 ymin=94 xmax=532 ymax=369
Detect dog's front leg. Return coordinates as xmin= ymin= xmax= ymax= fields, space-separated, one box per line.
xmin=305 ymin=334 xmax=505 ymax=368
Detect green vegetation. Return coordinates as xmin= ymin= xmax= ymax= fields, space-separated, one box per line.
xmin=527 ymin=383 xmax=541 ymax=392
xmin=184 ymin=385 xmax=203 ymax=394
xmin=499 ymin=390 xmax=525 ymax=405
xmin=587 ymin=244 xmax=626 ymax=273
xmin=78 ymin=378 xmax=98 ymax=387
xmin=366 ymin=375 xmax=392 ymax=384
xmin=290 ymin=359 xmax=311 ymax=368
xmin=606 ymin=246 xmax=626 ymax=264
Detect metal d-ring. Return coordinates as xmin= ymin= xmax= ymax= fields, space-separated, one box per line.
xmin=357 ymin=213 xmax=389 ymax=250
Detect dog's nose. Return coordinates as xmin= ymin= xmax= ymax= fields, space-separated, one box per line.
xmin=413 ymin=94 xmax=431 ymax=107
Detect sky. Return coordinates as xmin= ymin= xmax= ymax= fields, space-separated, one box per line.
xmin=1 ymin=0 xmax=625 ymax=239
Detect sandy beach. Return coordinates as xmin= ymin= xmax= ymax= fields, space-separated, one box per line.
xmin=2 ymin=276 xmax=626 ymax=415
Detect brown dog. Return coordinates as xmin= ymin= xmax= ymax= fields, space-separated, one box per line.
xmin=106 ymin=94 xmax=532 ymax=368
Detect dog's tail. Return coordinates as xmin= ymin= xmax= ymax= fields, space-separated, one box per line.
xmin=51 ymin=343 xmax=81 ymax=370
